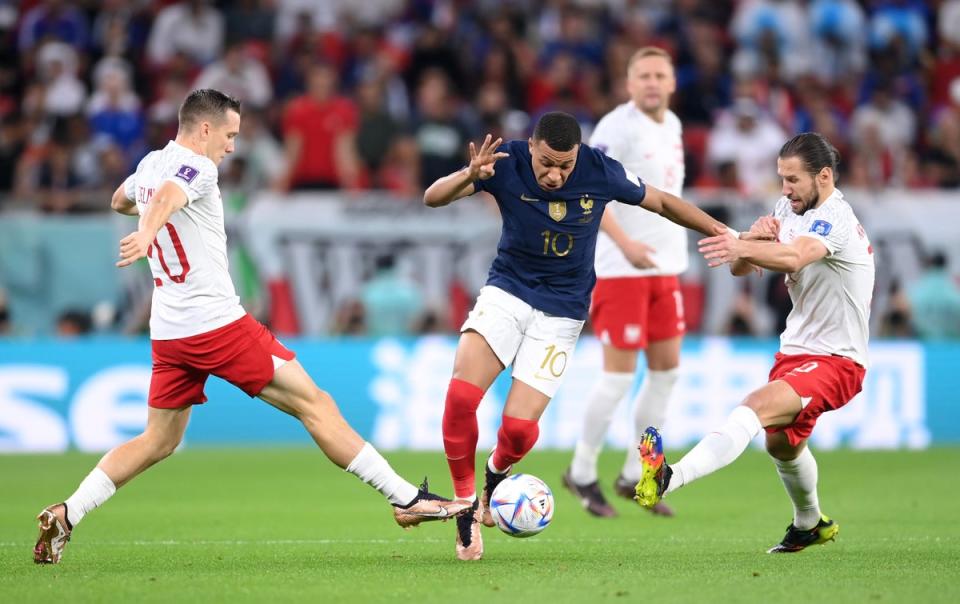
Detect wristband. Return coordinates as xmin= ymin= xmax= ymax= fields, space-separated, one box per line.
xmin=727 ymin=227 xmax=740 ymax=239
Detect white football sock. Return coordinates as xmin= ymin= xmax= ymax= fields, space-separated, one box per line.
xmin=621 ymin=368 xmax=679 ymax=482
xmin=345 ymin=442 xmax=418 ymax=506
xmin=569 ymin=371 xmax=634 ymax=485
xmin=64 ymin=467 xmax=117 ymax=527
xmin=666 ymin=406 xmax=762 ymax=494
xmin=773 ymin=446 xmax=821 ymax=530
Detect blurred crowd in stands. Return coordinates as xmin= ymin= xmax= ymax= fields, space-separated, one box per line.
xmin=1 ymin=0 xmax=959 ymax=339
xmin=1 ymin=0 xmax=960 ymax=213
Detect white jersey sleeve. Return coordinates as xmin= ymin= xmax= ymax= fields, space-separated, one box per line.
xmin=122 ymin=173 xmax=137 ymax=200
xmin=794 ymin=198 xmax=850 ymax=255
xmin=166 ymin=156 xmax=219 ymax=205
xmin=592 ymin=103 xmax=688 ymax=277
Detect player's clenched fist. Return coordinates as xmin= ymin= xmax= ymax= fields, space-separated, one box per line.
xmin=116 ymin=231 xmax=153 ymax=267
xmin=468 ymin=134 xmax=510 ymax=180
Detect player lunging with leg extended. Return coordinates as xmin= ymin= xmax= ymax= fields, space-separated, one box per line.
xmin=33 ymin=89 xmax=466 ymax=565
xmin=634 ymin=133 xmax=875 ymax=553
xmin=565 ymin=47 xmax=688 ymax=518
xmin=424 ymin=112 xmax=736 ymax=560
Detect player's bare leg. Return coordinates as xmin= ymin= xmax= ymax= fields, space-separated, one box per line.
xmin=765 ymin=432 xmax=837 ymax=553
xmin=615 ymin=336 xmax=680 ymax=516
xmin=445 ymin=331 xmax=503 ymax=561
xmin=258 ymin=360 xmax=467 ymax=527
xmin=35 ymin=406 xmax=192 ymax=564
xmin=635 ymin=380 xmax=801 ymax=508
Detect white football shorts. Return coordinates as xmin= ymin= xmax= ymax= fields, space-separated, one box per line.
xmin=460 ymin=286 xmax=585 ymax=398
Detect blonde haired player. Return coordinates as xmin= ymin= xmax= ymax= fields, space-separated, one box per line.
xmin=33 ymin=89 xmax=466 ymax=565
xmin=564 ymin=47 xmax=687 ymax=517
xmin=636 ymin=133 xmax=875 ymax=553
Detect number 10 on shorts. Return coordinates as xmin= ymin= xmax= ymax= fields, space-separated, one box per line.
xmin=540 ymin=344 xmax=568 ymax=378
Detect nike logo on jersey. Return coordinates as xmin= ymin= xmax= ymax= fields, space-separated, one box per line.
xmin=520 ymin=193 xmax=540 ymax=202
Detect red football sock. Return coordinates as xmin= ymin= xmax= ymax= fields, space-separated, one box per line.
xmin=492 ymin=415 xmax=540 ymax=471
xmin=442 ymin=378 xmax=485 ymax=499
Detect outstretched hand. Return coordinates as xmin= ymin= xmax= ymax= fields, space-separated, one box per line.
xmin=698 ymin=227 xmax=744 ymax=268
xmin=468 ymin=134 xmax=510 ymax=181
xmin=116 ymin=231 xmax=152 ymax=268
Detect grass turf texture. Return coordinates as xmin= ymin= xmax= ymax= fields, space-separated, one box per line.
xmin=2 ymin=449 xmax=958 ymax=603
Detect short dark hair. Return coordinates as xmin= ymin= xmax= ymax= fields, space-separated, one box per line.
xmin=532 ymin=111 xmax=581 ymax=152
xmin=779 ymin=132 xmax=840 ymax=182
xmin=178 ymin=89 xmax=242 ymax=131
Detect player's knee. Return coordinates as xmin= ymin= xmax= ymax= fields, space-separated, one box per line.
xmin=297 ymin=387 xmax=344 ymax=429
xmin=498 ymin=415 xmax=539 ymax=454
xmin=144 ymin=431 xmax=182 ymax=461
xmin=765 ymin=434 xmax=802 ymax=461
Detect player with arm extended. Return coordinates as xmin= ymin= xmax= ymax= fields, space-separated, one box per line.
xmin=33 ymin=89 xmax=467 ymax=565
xmin=634 ymin=132 xmax=875 ymax=553
xmin=564 ymin=46 xmax=689 ymax=518
xmin=423 ymin=111 xmax=734 ymax=561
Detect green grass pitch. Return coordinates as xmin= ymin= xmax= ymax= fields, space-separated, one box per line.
xmin=2 ymin=448 xmax=958 ymax=603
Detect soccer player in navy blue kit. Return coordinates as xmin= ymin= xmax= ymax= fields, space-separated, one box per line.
xmin=424 ymin=112 xmax=733 ymax=561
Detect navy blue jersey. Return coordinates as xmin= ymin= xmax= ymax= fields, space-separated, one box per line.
xmin=474 ymin=140 xmax=648 ymax=319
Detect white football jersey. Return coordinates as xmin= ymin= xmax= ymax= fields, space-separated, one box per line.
xmin=123 ymin=141 xmax=245 ymax=339
xmin=590 ymin=103 xmax=687 ymax=277
xmin=773 ymin=189 xmax=875 ymax=367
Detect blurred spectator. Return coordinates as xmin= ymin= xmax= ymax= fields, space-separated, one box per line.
xmin=86 ymin=58 xmax=145 ymax=166
xmin=278 ymin=63 xmax=360 ymax=191
xmin=223 ymin=0 xmax=276 ymax=44
xmin=808 ymin=0 xmax=867 ymax=84
xmin=194 ymin=41 xmax=273 ymax=109
xmin=228 ymin=109 xmax=284 ymax=193
xmin=18 ymin=0 xmax=90 ymax=55
xmin=928 ymin=78 xmax=960 ymax=174
xmin=354 ymin=77 xmax=403 ymax=189
xmin=147 ymin=0 xmax=225 ymax=66
xmin=147 ymin=75 xmax=190 ymax=133
xmin=868 ymin=0 xmax=928 ymax=63
xmin=406 ymin=25 xmax=464 ymax=96
xmin=55 ymin=309 xmax=92 ymax=337
xmin=849 ymin=82 xmax=916 ymax=186
xmin=706 ymin=97 xmax=786 ymax=196
xmin=91 ymin=0 xmax=150 ymax=60
xmin=410 ymin=70 xmax=471 ymax=189
xmin=361 ymin=254 xmax=425 ymax=337
xmin=32 ymin=41 xmax=86 ymax=117
xmin=274 ymin=0 xmax=340 ymax=46
xmin=940 ymin=0 xmax=960 ymax=50
xmin=907 ymin=251 xmax=960 ymax=339
xmin=539 ymin=5 xmax=605 ymax=68
xmin=730 ymin=0 xmax=812 ymax=80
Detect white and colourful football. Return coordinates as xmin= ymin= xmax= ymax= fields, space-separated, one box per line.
xmin=489 ymin=473 xmax=555 ymax=538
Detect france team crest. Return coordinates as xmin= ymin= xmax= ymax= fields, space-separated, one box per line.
xmin=810 ymin=220 xmax=832 ymax=236
xmin=549 ymin=201 xmax=567 ymax=222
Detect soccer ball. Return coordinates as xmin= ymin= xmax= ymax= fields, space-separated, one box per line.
xmin=488 ymin=473 xmax=554 ymax=538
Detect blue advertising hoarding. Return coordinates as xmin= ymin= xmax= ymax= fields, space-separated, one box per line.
xmin=1 ymin=337 xmax=956 ymax=452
